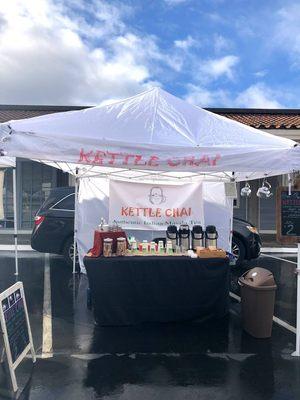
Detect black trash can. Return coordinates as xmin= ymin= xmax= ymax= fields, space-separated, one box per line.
xmin=238 ymin=267 xmax=277 ymax=338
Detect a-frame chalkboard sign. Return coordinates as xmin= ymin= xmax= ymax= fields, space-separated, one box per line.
xmin=276 ymin=186 xmax=300 ymax=243
xmin=0 ymin=282 xmax=36 ymax=393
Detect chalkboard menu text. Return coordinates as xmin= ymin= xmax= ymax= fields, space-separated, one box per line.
xmin=0 ymin=282 xmax=36 ymax=392
xmin=277 ymin=187 xmax=300 ymax=243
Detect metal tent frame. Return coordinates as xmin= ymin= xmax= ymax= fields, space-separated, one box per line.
xmin=0 ymin=159 xmax=18 ymax=276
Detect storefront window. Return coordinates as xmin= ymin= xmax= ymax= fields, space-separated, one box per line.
xmin=0 ymin=168 xmax=14 ymax=229
xmin=233 ymin=181 xmax=247 ymax=220
xmin=18 ymin=160 xmax=56 ymax=229
xmin=259 ymin=175 xmax=281 ymax=232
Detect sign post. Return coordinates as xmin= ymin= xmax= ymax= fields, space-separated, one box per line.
xmin=276 ymin=186 xmax=300 ymax=357
xmin=0 ymin=282 xmax=36 ymax=392
xmin=294 ymin=243 xmax=300 ymax=356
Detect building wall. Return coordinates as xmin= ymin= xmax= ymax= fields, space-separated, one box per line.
xmin=263 ymin=128 xmax=300 ymax=141
xmin=233 ymin=128 xmax=299 ymax=233
xmin=1 ymin=159 xmax=67 ymax=230
xmin=1 ymin=167 xmax=13 ymax=229
xmin=233 ymin=175 xmax=283 ymax=233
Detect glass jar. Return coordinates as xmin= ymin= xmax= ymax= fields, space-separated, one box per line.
xmin=116 ymin=237 xmax=127 ymax=256
xmin=103 ymin=238 xmax=113 ymax=257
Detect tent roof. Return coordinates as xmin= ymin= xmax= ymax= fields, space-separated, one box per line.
xmin=1 ymin=104 xmax=300 ymax=130
xmin=0 ymin=87 xmax=299 ymax=181
xmin=0 ymin=156 xmax=15 ymax=168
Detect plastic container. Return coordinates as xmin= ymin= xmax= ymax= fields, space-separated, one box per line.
xmin=158 ymin=240 xmax=164 ymax=253
xmin=238 ymin=267 xmax=277 ymax=338
xmin=142 ymin=240 xmax=149 ymax=253
xmin=131 ymin=240 xmax=137 ymax=252
xmin=150 ymin=242 xmax=157 ymax=253
xmin=166 ymin=240 xmax=173 ymax=254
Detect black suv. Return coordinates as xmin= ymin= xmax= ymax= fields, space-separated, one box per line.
xmin=31 ymin=187 xmax=261 ymax=267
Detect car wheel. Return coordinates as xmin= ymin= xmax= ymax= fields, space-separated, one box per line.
xmin=63 ymin=237 xmax=79 ymax=269
xmin=231 ymin=236 xmax=245 ymax=267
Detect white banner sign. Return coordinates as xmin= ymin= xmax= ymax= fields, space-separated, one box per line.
xmin=109 ymin=180 xmax=204 ymax=230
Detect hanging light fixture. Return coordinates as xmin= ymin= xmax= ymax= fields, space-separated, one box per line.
xmin=240 ymin=182 xmax=251 ymax=197
xmin=257 ymin=178 xmax=272 ymax=198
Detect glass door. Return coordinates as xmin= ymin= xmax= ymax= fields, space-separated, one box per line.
xmin=17 ymin=160 xmax=56 ymax=229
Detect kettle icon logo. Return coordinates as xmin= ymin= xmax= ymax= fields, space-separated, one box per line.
xmin=148 ymin=187 xmax=166 ymax=205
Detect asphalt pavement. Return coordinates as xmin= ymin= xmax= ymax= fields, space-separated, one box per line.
xmin=0 ymin=251 xmax=299 ymax=400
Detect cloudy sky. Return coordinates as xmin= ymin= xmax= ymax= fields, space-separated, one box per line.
xmin=0 ymin=0 xmax=299 ymax=107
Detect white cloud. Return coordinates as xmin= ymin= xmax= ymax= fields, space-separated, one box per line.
xmin=199 ymin=55 xmax=239 ymax=81
xmin=254 ymin=70 xmax=267 ymax=78
xmin=213 ymin=34 xmax=231 ymax=53
xmin=185 ymin=82 xmax=285 ymax=109
xmin=274 ymin=4 xmax=300 ymax=67
xmin=234 ymin=17 xmax=255 ymax=38
xmin=174 ymin=35 xmax=197 ymax=50
xmin=205 ymin=12 xmax=224 ymax=23
xmin=0 ymin=0 xmax=168 ymax=105
xmin=235 ymin=83 xmax=283 ymax=108
xmin=164 ymin=0 xmax=189 ymax=5
xmin=184 ymin=84 xmax=231 ymax=107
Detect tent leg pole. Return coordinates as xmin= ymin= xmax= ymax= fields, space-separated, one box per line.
xmin=73 ymin=169 xmax=78 ymax=274
xmin=292 ymin=243 xmax=300 ymax=356
xmin=13 ymin=168 xmax=18 ymax=277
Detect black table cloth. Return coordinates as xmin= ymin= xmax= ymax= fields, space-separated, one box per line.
xmin=84 ymin=255 xmax=230 ymax=326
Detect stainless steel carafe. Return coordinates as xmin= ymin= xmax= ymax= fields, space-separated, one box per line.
xmin=191 ymin=225 xmax=204 ymax=250
xmin=166 ymin=225 xmax=178 ymax=250
xmin=205 ymin=225 xmax=218 ymax=248
xmin=179 ymin=224 xmax=190 ymax=251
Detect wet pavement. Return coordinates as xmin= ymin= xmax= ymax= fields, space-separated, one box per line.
xmin=0 ymin=251 xmax=299 ymax=399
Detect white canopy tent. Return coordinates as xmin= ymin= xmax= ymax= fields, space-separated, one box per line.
xmin=0 ymin=87 xmax=298 ymax=181
xmin=0 ymin=157 xmax=18 ymax=276
xmin=0 ymin=87 xmax=299 ymax=352
xmin=0 ymin=157 xmax=15 ymax=168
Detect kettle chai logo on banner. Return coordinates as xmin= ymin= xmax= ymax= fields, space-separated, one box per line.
xmin=109 ymin=180 xmax=204 ymax=230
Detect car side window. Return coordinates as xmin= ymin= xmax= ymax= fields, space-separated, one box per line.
xmin=52 ymin=194 xmax=75 ymax=210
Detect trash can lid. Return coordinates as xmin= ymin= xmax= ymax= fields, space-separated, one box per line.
xmin=238 ymin=267 xmax=277 ymax=289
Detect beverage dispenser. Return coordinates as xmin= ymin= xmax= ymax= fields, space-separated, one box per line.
xmin=166 ymin=225 xmax=178 ymax=250
xmin=191 ymin=225 xmax=204 ymax=250
xmin=205 ymin=225 xmax=218 ymax=249
xmin=179 ymin=224 xmax=190 ymax=251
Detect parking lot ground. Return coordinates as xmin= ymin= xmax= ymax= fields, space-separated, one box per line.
xmin=0 ymin=252 xmax=299 ymax=399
